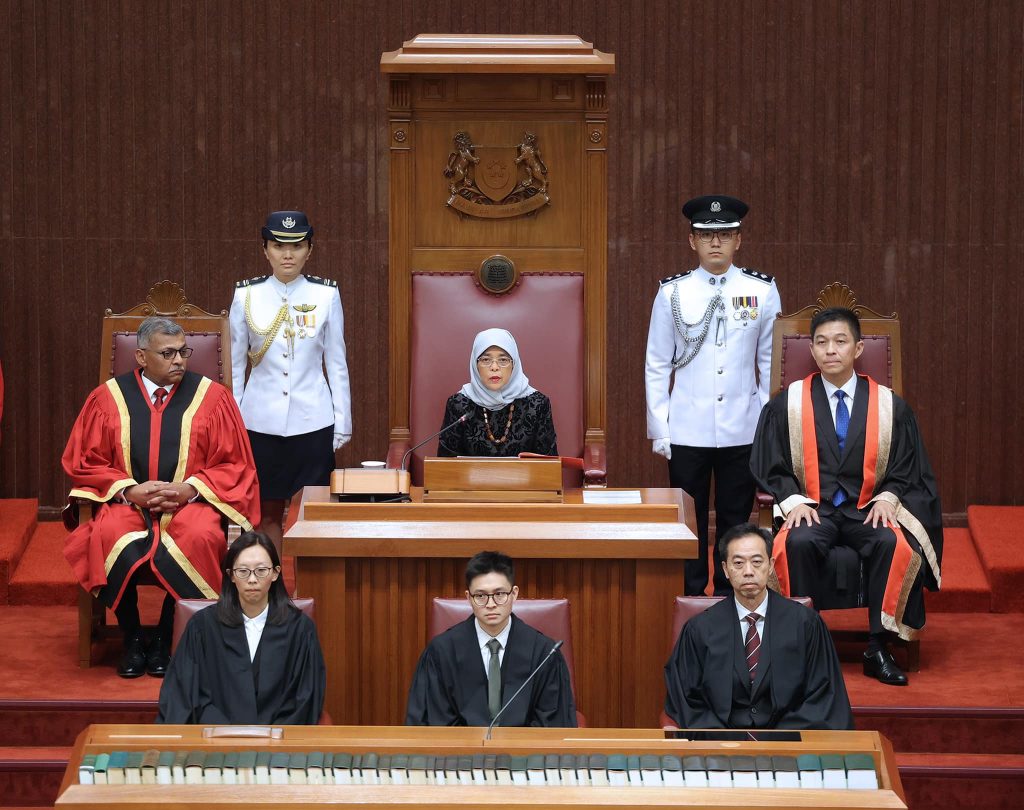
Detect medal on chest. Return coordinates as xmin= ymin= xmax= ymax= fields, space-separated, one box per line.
xmin=293 ymin=303 xmax=317 ymax=338
xmin=731 ymin=295 xmax=759 ymax=321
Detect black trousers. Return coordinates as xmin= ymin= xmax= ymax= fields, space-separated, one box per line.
xmin=786 ymin=510 xmax=897 ymax=635
xmin=113 ymin=577 xmax=176 ymax=641
xmin=668 ymin=444 xmax=756 ymax=596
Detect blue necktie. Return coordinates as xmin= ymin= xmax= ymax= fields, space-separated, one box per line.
xmin=832 ymin=390 xmax=849 ymax=507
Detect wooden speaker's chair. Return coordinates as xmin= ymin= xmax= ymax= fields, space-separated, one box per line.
xmin=77 ymin=281 xmax=231 ymax=667
xmin=386 ymin=272 xmax=606 ymax=487
xmin=429 ymin=596 xmax=586 ymax=727
xmin=659 ymin=595 xmax=813 ymax=729
xmin=755 ymin=282 xmax=918 ymax=670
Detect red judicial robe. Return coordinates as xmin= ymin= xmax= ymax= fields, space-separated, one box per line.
xmin=63 ymin=369 xmax=260 ymax=609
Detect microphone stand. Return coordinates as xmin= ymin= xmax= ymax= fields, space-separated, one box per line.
xmin=400 ymin=414 xmax=468 ymax=472
xmin=484 ymin=640 xmax=563 ymax=740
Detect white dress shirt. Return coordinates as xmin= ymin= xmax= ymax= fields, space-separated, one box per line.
xmin=734 ymin=591 xmax=769 ymax=642
xmin=140 ymin=373 xmax=174 ymax=405
xmin=475 ymin=618 xmax=512 ymax=672
xmin=820 ymin=374 xmax=858 ymax=429
xmin=243 ymin=604 xmax=269 ymax=662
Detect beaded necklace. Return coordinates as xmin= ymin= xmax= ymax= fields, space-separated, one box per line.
xmin=483 ymin=404 xmax=515 ymax=444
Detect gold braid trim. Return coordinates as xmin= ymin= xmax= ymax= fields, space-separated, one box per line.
xmin=244 ymin=288 xmax=288 ymax=367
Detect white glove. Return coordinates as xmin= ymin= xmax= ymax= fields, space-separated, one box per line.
xmin=333 ymin=433 xmax=351 ymax=451
xmin=652 ymin=438 xmax=672 ymax=460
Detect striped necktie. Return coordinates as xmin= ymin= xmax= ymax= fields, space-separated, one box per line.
xmin=153 ymin=388 xmax=168 ymax=411
xmin=744 ymin=613 xmax=762 ymax=682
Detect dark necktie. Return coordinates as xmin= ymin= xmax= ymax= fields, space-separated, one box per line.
xmin=832 ymin=390 xmax=849 ymax=506
xmin=486 ymin=638 xmax=502 ymax=720
xmin=154 ymin=388 xmax=168 ymax=411
xmin=744 ymin=613 xmax=761 ymax=682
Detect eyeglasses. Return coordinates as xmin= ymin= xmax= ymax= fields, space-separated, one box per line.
xmin=694 ymin=229 xmax=738 ymax=244
xmin=229 ymin=566 xmax=275 ymax=580
xmin=148 ymin=347 xmax=194 ymax=360
xmin=476 ymin=356 xmax=513 ymax=368
xmin=470 ymin=591 xmax=512 ymax=606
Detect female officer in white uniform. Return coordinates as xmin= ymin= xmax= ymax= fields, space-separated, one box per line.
xmin=229 ymin=211 xmax=352 ymax=554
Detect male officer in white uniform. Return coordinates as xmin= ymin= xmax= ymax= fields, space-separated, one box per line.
xmin=645 ymin=195 xmax=782 ymax=595
xmin=229 ymin=211 xmax=352 ymax=552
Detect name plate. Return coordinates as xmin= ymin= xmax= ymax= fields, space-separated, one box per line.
xmin=423 ymin=457 xmax=562 ymax=503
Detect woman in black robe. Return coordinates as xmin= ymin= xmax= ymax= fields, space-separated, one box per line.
xmin=438 ymin=328 xmax=557 ymax=457
xmin=157 ymin=531 xmax=326 ymax=725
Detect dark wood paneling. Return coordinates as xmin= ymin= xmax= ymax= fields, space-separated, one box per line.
xmin=1 ymin=0 xmax=1022 ymax=513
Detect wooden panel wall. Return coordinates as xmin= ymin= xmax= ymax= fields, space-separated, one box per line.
xmin=1 ymin=0 xmax=1021 ymax=515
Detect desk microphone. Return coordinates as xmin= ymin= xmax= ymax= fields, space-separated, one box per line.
xmin=484 ymin=640 xmax=564 ymax=740
xmin=400 ymin=413 xmax=469 ymax=471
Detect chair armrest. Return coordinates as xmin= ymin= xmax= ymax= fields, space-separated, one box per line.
xmin=755 ymin=490 xmax=775 ymax=509
xmin=756 ymin=490 xmax=776 ymax=531
xmin=583 ymin=442 xmax=607 ymax=487
xmin=386 ymin=440 xmax=410 ymax=470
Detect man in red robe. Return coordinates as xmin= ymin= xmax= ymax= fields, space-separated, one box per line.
xmin=63 ymin=317 xmax=260 ymax=678
xmin=751 ymin=307 xmax=943 ymax=686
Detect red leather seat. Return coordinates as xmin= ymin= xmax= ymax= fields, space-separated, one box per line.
xmin=388 ymin=271 xmax=606 ymax=486
xmin=429 ymin=596 xmax=585 ymax=726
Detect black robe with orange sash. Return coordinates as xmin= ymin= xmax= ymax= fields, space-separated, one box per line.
xmin=62 ymin=369 xmax=260 ymax=609
xmin=751 ymin=374 xmax=943 ymax=639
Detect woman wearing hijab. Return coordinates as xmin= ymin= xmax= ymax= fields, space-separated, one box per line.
xmin=438 ymin=328 xmax=557 ymax=457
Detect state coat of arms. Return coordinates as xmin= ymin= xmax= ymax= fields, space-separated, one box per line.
xmin=443 ymin=131 xmax=550 ymax=218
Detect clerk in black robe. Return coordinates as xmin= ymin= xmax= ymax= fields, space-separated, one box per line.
xmin=437 ymin=328 xmax=557 ymax=457
xmin=157 ymin=532 xmax=325 ymax=725
xmin=405 ymin=551 xmax=576 ymax=727
xmin=664 ymin=524 xmax=853 ymax=730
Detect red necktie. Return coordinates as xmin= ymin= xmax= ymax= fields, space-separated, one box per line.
xmin=154 ymin=388 xmax=168 ymax=410
xmin=744 ymin=613 xmax=762 ymax=682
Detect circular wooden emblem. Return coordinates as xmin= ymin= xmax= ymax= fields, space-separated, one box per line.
xmin=477 ymin=255 xmax=519 ymax=295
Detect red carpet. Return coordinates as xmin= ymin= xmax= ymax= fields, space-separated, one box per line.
xmin=968 ymin=505 xmax=1024 ymax=612
xmin=8 ymin=523 xmax=76 ymax=607
xmin=926 ymin=527 xmax=991 ymax=613
xmin=0 ymin=500 xmax=38 ymax=605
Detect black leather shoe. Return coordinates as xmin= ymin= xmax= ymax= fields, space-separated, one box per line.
xmin=145 ymin=634 xmax=170 ymax=678
xmin=117 ymin=635 xmax=147 ymax=679
xmin=862 ymin=648 xmax=908 ymax=686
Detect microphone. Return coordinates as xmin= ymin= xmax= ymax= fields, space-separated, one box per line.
xmin=400 ymin=413 xmax=469 ymax=471
xmin=484 ymin=640 xmax=564 ymax=740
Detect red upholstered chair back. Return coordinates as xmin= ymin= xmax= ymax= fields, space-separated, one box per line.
xmin=407 ymin=272 xmax=584 ymax=483
xmin=429 ymin=597 xmax=579 ymax=703
xmin=778 ymin=334 xmax=895 ymax=392
xmin=668 ymin=595 xmax=814 ymax=655
xmin=109 ymin=331 xmax=228 ymax=385
xmin=171 ymin=597 xmax=315 ymax=653
xmin=97 ymin=280 xmax=231 ymax=387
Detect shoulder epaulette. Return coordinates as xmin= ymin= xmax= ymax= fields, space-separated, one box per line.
xmin=659 ymin=270 xmax=693 ymax=286
xmin=235 ymin=275 xmax=269 ymax=288
xmin=741 ymin=268 xmax=774 ymax=284
xmin=305 ymin=275 xmax=338 ymax=288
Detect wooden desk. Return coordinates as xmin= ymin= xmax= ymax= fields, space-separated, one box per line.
xmin=284 ymin=487 xmax=697 ymax=728
xmin=56 ymin=723 xmax=906 ymax=809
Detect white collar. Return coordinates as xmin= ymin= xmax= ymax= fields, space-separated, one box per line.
xmin=734 ymin=590 xmax=769 ymax=621
xmin=269 ymin=274 xmax=306 ymax=295
xmin=695 ymin=263 xmax=737 ymax=286
xmin=140 ymin=372 xmax=174 ymax=401
xmin=243 ymin=603 xmax=269 ymax=629
xmin=821 ymin=373 xmax=858 ymax=401
xmin=475 ymin=615 xmax=513 ymax=651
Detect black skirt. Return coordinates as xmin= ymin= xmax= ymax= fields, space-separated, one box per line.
xmin=248 ymin=426 xmax=335 ymax=500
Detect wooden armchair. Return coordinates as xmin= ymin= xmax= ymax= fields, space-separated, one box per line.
xmin=755 ymin=282 xmax=918 ymax=669
xmin=430 ymin=597 xmax=586 ymax=727
xmin=386 ymin=271 xmax=606 ymax=487
xmin=77 ymin=281 xmax=231 ymax=667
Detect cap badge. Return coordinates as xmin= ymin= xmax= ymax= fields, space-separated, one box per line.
xmin=282 ymin=216 xmax=296 ymax=229
xmin=710 ymin=200 xmax=721 ymax=213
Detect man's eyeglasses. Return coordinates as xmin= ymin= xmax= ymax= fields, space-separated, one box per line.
xmin=148 ymin=347 xmax=194 ymax=360
xmin=476 ymin=356 xmax=513 ymax=368
xmin=694 ymin=229 xmax=738 ymax=244
xmin=229 ymin=566 xmax=275 ymax=580
xmin=470 ymin=590 xmax=512 ymax=606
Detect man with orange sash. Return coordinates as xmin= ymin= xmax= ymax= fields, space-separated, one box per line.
xmin=63 ymin=317 xmax=260 ymax=678
xmin=750 ymin=307 xmax=942 ymax=686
